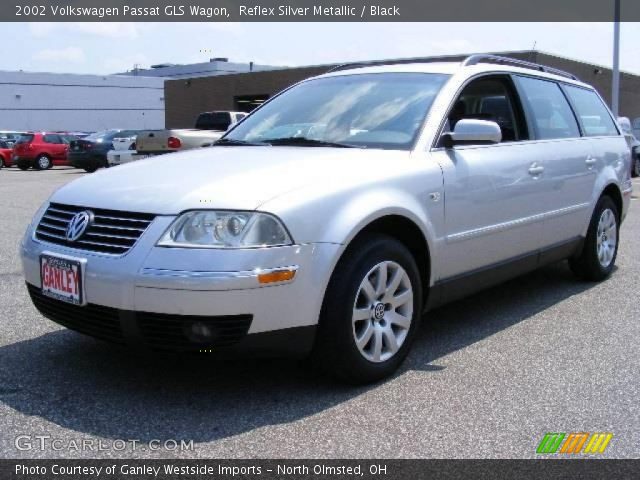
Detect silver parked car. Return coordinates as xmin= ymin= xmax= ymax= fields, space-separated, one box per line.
xmin=21 ymin=55 xmax=632 ymax=383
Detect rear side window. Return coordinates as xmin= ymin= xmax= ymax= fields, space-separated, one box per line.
xmin=43 ymin=134 xmax=62 ymax=143
xmin=564 ymin=86 xmax=619 ymax=137
xmin=516 ymin=76 xmax=580 ymax=140
xmin=195 ymin=112 xmax=232 ymax=130
xmin=17 ymin=134 xmax=34 ymax=144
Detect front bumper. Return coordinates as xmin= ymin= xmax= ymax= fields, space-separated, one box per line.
xmin=21 ymin=213 xmax=341 ymax=354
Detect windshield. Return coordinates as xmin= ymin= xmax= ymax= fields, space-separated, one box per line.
xmin=224 ymin=73 xmax=449 ymax=150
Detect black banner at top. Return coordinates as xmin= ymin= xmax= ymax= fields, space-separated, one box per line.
xmin=6 ymin=0 xmax=640 ymax=22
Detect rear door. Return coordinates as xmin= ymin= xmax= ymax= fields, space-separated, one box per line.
xmin=431 ymin=74 xmax=546 ymax=280
xmin=43 ymin=134 xmax=67 ymax=160
xmin=514 ymin=76 xmax=594 ymax=248
xmin=562 ymin=84 xmax=627 ymax=228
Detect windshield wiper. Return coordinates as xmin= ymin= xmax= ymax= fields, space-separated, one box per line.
xmin=263 ymin=137 xmax=359 ymax=148
xmin=214 ymin=138 xmax=269 ymax=146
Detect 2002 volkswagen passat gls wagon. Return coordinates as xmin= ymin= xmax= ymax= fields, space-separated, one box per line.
xmin=21 ymin=55 xmax=632 ymax=383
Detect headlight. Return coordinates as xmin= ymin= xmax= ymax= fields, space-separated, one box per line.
xmin=157 ymin=211 xmax=292 ymax=248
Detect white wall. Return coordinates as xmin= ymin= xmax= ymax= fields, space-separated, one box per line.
xmin=0 ymin=71 xmax=165 ymax=131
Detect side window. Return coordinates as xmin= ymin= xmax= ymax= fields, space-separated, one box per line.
xmin=516 ymin=76 xmax=580 ymax=140
xmin=447 ymin=76 xmax=527 ymax=143
xmin=564 ymin=86 xmax=619 ymax=137
xmin=43 ymin=134 xmax=62 ymax=144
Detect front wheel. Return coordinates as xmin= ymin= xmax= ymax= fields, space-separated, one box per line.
xmin=312 ymin=234 xmax=423 ymax=384
xmin=569 ymin=195 xmax=619 ymax=281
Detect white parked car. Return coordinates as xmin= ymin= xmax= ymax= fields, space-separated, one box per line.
xmin=21 ymin=55 xmax=632 ymax=383
xmin=112 ymin=134 xmax=137 ymax=151
xmin=107 ymin=132 xmax=140 ymax=166
xmin=106 ymin=149 xmax=140 ymax=166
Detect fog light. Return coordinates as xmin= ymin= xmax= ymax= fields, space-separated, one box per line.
xmin=257 ymin=268 xmax=297 ymax=284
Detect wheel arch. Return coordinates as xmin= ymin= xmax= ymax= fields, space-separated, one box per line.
xmin=601 ymin=183 xmax=623 ymax=219
xmin=331 ymin=213 xmax=432 ymax=309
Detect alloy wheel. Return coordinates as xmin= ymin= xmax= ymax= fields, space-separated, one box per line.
xmin=352 ymin=260 xmax=413 ymax=363
xmin=596 ymin=208 xmax=617 ymax=268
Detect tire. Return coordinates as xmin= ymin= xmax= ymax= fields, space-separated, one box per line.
xmin=34 ymin=154 xmax=52 ymax=170
xmin=312 ymin=234 xmax=423 ymax=384
xmin=569 ymin=195 xmax=619 ymax=281
xmin=83 ymin=165 xmax=97 ymax=173
xmin=17 ymin=161 xmax=30 ymax=171
xmin=633 ymin=156 xmax=640 ymax=178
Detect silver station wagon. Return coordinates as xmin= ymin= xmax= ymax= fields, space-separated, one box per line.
xmin=21 ymin=55 xmax=632 ymax=383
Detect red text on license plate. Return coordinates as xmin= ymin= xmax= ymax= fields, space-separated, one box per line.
xmin=40 ymin=255 xmax=83 ymax=304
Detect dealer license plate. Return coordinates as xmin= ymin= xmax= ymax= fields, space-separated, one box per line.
xmin=40 ymin=253 xmax=86 ymax=305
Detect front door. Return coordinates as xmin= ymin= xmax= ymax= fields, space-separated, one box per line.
xmin=430 ymin=74 xmax=545 ymax=281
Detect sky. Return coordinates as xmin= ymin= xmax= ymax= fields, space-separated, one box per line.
xmin=1 ymin=22 xmax=638 ymax=75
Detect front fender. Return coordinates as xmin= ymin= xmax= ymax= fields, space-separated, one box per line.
xmin=261 ymin=178 xmax=444 ymax=289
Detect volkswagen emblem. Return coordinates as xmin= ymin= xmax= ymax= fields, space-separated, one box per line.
xmin=373 ymin=302 xmax=386 ymax=321
xmin=65 ymin=211 xmax=93 ymax=242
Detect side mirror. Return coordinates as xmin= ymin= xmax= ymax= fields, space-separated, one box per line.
xmin=443 ymin=119 xmax=502 ymax=148
xmin=617 ymin=116 xmax=632 ymax=135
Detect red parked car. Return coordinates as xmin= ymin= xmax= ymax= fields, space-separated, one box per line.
xmin=13 ymin=133 xmax=77 ymax=170
xmin=0 ymin=140 xmax=13 ymax=168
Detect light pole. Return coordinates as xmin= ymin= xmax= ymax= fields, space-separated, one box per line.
xmin=612 ymin=0 xmax=620 ymax=116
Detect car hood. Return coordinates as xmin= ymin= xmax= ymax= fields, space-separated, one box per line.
xmin=50 ymin=146 xmax=411 ymax=215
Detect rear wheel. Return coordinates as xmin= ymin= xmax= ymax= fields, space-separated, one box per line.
xmin=569 ymin=195 xmax=619 ymax=281
xmin=35 ymin=155 xmax=52 ymax=170
xmin=312 ymin=234 xmax=423 ymax=384
xmin=17 ymin=161 xmax=30 ymax=171
xmin=633 ymin=155 xmax=640 ymax=178
xmin=83 ymin=165 xmax=97 ymax=173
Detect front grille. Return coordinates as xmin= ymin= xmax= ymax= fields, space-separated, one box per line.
xmin=27 ymin=284 xmax=125 ymax=344
xmin=138 ymin=312 xmax=253 ymax=352
xmin=27 ymin=284 xmax=252 ymax=351
xmin=35 ymin=203 xmax=155 ymax=255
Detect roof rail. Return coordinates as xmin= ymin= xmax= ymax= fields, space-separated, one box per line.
xmin=462 ymin=54 xmax=578 ymax=80
xmin=327 ymin=54 xmax=579 ymax=81
xmin=326 ymin=54 xmax=473 ymax=73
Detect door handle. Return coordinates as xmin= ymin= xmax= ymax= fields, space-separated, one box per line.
xmin=528 ymin=163 xmax=544 ymax=176
xmin=585 ymin=156 xmax=597 ymax=167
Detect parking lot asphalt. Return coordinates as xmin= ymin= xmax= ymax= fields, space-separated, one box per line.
xmin=0 ymin=166 xmax=639 ymax=459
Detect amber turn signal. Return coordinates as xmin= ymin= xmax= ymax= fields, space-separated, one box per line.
xmin=257 ymin=269 xmax=296 ymax=284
